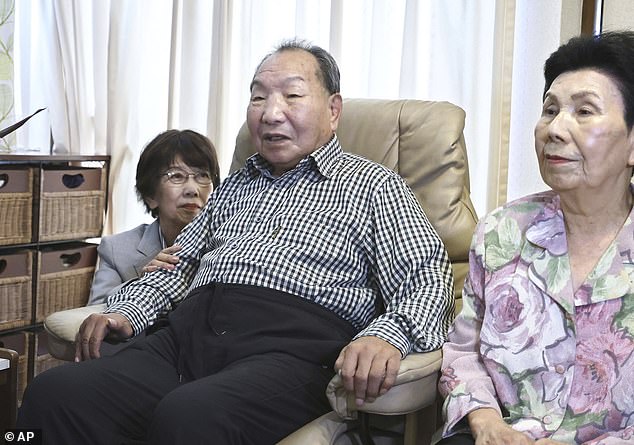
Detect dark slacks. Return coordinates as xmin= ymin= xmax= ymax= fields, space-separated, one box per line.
xmin=437 ymin=433 xmax=476 ymax=445
xmin=18 ymin=284 xmax=357 ymax=445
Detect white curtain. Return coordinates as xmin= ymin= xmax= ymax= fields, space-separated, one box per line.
xmin=14 ymin=0 xmax=518 ymax=234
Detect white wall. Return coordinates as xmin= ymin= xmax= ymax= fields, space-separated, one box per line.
xmin=602 ymin=0 xmax=634 ymax=31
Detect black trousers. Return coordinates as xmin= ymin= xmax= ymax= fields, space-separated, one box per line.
xmin=18 ymin=284 xmax=357 ymax=445
xmin=437 ymin=433 xmax=475 ymax=445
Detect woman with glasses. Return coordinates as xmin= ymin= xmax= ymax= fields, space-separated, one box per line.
xmin=87 ymin=129 xmax=220 ymax=307
xmin=45 ymin=129 xmax=219 ymax=361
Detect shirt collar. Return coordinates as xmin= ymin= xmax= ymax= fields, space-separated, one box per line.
xmin=243 ymin=134 xmax=343 ymax=181
xmin=524 ymin=185 xmax=634 ymax=309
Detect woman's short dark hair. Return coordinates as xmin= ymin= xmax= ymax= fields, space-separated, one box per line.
xmin=251 ymin=38 xmax=340 ymax=95
xmin=136 ymin=129 xmax=220 ymax=217
xmin=544 ymin=30 xmax=634 ymax=130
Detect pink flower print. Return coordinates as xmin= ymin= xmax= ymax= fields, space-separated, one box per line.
xmin=611 ymin=351 xmax=634 ymax=416
xmin=569 ymin=356 xmax=613 ymax=414
xmin=484 ymin=356 xmax=520 ymax=406
xmin=438 ymin=366 xmax=459 ymax=395
xmin=576 ymin=300 xmax=621 ymax=337
xmin=489 ymin=288 xmax=524 ymax=334
xmin=480 ymin=263 xmax=569 ymax=375
xmin=575 ymin=283 xmax=593 ymax=307
xmin=467 ymin=248 xmax=487 ymax=301
xmin=568 ymin=320 xmax=633 ymax=415
xmin=582 ymin=426 xmax=634 ymax=444
xmin=525 ymin=201 xmax=567 ymax=256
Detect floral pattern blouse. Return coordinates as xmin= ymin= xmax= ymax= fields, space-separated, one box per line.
xmin=439 ymin=191 xmax=634 ymax=444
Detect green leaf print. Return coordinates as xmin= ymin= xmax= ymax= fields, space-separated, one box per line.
xmin=615 ymin=294 xmax=634 ymax=335
xmin=486 ymin=218 xmax=521 ymax=270
xmin=593 ymin=273 xmax=630 ymax=302
xmin=591 ymin=243 xmax=618 ymax=278
xmin=498 ymin=218 xmax=521 ymax=251
xmin=510 ymin=201 xmax=543 ymax=214
xmin=559 ymin=407 xmax=604 ymax=431
xmin=543 ymin=255 xmax=570 ymax=294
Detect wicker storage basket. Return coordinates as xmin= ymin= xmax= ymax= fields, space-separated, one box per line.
xmin=0 ymin=331 xmax=30 ymax=405
xmin=38 ymin=167 xmax=105 ymax=242
xmin=0 ymin=168 xmax=33 ymax=246
xmin=35 ymin=243 xmax=97 ymax=323
xmin=0 ymin=250 xmax=33 ymax=331
xmin=34 ymin=329 xmax=64 ymax=377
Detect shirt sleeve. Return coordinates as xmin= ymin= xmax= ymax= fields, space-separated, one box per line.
xmin=438 ymin=218 xmax=502 ymax=437
xmin=105 ymin=204 xmax=213 ymax=335
xmin=355 ymin=175 xmax=454 ymax=357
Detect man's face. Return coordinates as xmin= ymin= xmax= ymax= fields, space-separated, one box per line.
xmin=247 ymin=49 xmax=342 ymax=176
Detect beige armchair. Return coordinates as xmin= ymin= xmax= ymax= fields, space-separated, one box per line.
xmin=230 ymin=98 xmax=478 ymax=445
xmin=44 ymin=98 xmax=477 ymax=444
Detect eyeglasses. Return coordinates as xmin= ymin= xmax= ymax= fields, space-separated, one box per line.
xmin=161 ymin=167 xmax=213 ymax=185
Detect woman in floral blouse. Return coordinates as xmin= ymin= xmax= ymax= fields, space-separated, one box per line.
xmin=438 ymin=31 xmax=634 ymax=445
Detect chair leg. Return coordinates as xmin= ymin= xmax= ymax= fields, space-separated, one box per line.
xmin=409 ymin=403 xmax=439 ymax=445
xmin=358 ymin=412 xmax=376 ymax=445
xmin=404 ymin=411 xmax=418 ymax=445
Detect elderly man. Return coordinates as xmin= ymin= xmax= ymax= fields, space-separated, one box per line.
xmin=18 ymin=39 xmax=454 ymax=445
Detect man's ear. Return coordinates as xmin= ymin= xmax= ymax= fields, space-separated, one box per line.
xmin=329 ymin=93 xmax=343 ymax=132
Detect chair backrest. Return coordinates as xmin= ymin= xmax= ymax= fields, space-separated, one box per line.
xmin=231 ymin=98 xmax=478 ymax=301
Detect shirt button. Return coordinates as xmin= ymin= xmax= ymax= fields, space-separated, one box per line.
xmin=543 ymin=415 xmax=552 ymax=425
xmin=255 ymin=216 xmax=262 ymax=223
xmin=555 ymin=365 xmax=565 ymax=374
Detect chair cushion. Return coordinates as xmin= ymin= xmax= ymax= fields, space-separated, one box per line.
xmin=44 ymin=304 xmax=106 ymax=361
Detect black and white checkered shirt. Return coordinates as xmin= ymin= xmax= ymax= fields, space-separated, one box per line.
xmin=108 ymin=136 xmax=454 ymax=356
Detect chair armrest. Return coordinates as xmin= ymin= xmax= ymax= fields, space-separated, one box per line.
xmin=327 ymin=349 xmax=442 ymax=419
xmin=44 ymin=304 xmax=107 ymax=361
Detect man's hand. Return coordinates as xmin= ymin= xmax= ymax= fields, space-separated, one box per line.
xmin=334 ymin=336 xmax=401 ymax=407
xmin=75 ymin=312 xmax=133 ymax=362
xmin=468 ymin=408 xmax=536 ymax=445
xmin=142 ymin=245 xmax=182 ymax=274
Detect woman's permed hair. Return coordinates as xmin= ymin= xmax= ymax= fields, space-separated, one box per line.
xmin=543 ymin=30 xmax=634 ymax=130
xmin=135 ymin=129 xmax=220 ymax=217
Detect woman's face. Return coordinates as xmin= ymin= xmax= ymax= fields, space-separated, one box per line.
xmin=145 ymin=155 xmax=213 ymax=233
xmin=534 ymin=69 xmax=634 ymax=194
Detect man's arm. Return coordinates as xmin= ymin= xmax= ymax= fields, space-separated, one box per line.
xmin=106 ymin=205 xmax=212 ymax=333
xmin=361 ymin=175 xmax=454 ymax=353
xmin=76 ymin=205 xmax=213 ymax=360
xmin=336 ymin=175 xmax=454 ymax=405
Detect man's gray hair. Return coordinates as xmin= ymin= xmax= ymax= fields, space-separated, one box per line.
xmin=251 ymin=38 xmax=340 ymax=94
